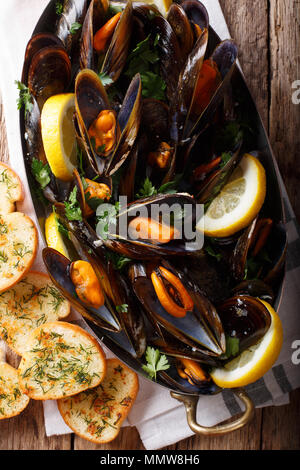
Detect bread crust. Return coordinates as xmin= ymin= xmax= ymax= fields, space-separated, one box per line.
xmin=0 ymin=362 xmax=30 ymax=419
xmin=58 ymin=358 xmax=139 ymax=444
xmin=0 ymin=212 xmax=38 ymax=293
xmin=18 ymin=321 xmax=106 ymax=400
xmin=0 ymin=271 xmax=71 ymax=356
xmin=0 ymin=162 xmax=24 ymax=214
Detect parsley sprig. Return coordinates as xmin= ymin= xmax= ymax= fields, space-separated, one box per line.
xmin=70 ymin=22 xmax=82 ymax=35
xmin=15 ymin=81 xmax=33 ymax=117
xmin=31 ymin=158 xmax=51 ymax=189
xmin=142 ymin=347 xmax=170 ymax=381
xmin=135 ymin=175 xmax=182 ymax=199
xmin=64 ymin=187 xmax=82 ymax=221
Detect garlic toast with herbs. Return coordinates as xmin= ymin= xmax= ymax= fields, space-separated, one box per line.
xmin=0 ymin=163 xmax=23 ymax=215
xmin=58 ymin=358 xmax=139 ymax=444
xmin=0 ymin=362 xmax=30 ymax=419
xmin=0 ymin=272 xmax=70 ymax=355
xmin=18 ymin=321 xmax=106 ymax=400
xmin=0 ymin=212 xmax=38 ymax=292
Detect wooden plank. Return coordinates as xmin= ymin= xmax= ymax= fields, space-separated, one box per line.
xmin=220 ymin=0 xmax=269 ymax=127
xmin=261 ymin=389 xmax=300 ymax=449
xmin=269 ymin=0 xmax=300 ymax=221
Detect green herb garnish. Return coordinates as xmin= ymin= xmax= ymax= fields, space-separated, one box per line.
xmin=136 ymin=177 xmax=157 ymax=199
xmin=70 ymin=22 xmax=82 ymax=35
xmin=64 ymin=187 xmax=82 ymax=221
xmin=98 ymin=72 xmax=114 ymax=87
xmin=116 ymin=304 xmax=128 ymax=313
xmin=142 ymin=347 xmax=170 ymax=381
xmin=15 ymin=81 xmax=33 ymax=117
xmin=221 ymin=336 xmax=240 ymax=360
xmin=31 ymin=158 xmax=51 ymax=189
xmin=125 ymin=34 xmax=166 ymax=101
xmin=55 ymin=1 xmax=63 ymax=15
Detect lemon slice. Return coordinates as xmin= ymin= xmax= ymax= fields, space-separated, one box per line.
xmin=210 ymin=300 xmax=283 ymax=388
xmin=45 ymin=212 xmax=70 ymax=259
xmin=133 ymin=0 xmax=172 ymax=16
xmin=197 ymin=154 xmax=266 ymax=238
xmin=41 ymin=93 xmax=77 ymax=182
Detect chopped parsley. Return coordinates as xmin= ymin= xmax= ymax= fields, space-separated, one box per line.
xmin=125 ymin=34 xmax=166 ymax=101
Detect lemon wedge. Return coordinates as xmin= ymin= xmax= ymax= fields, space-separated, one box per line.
xmin=133 ymin=0 xmax=172 ymax=16
xmin=210 ymin=300 xmax=283 ymax=388
xmin=45 ymin=212 xmax=70 ymax=259
xmin=198 ymin=153 xmax=266 ymax=238
xmin=41 ymin=93 xmax=77 ymax=182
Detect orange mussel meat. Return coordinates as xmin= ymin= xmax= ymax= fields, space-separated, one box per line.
xmin=70 ymin=260 xmax=104 ymax=309
xmin=88 ymin=109 xmax=117 ymax=155
xmin=151 ymin=266 xmax=194 ymax=318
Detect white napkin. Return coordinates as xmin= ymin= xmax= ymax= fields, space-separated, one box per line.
xmin=0 ymin=0 xmax=297 ymax=451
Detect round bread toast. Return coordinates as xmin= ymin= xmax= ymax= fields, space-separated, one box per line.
xmin=0 ymin=362 xmax=30 ymax=419
xmin=18 ymin=321 xmax=106 ymax=400
xmin=0 ymin=212 xmax=38 ymax=292
xmin=0 ymin=271 xmax=71 ymax=355
xmin=58 ymin=358 xmax=139 ymax=444
xmin=0 ymin=163 xmax=23 ymax=215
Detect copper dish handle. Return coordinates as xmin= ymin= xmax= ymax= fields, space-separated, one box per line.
xmin=170 ymin=388 xmax=254 ymax=436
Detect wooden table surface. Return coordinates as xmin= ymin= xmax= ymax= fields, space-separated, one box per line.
xmin=0 ymin=0 xmax=300 ymax=451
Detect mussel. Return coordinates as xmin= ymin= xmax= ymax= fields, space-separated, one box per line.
xmin=100 ymin=192 xmax=201 ymax=258
xmin=75 ymin=68 xmax=142 ymax=176
xmin=129 ymin=260 xmax=225 ymax=356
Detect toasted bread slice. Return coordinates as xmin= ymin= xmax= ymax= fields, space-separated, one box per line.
xmin=0 ymin=163 xmax=23 ymax=214
xmin=0 ymin=362 xmax=30 ymax=419
xmin=58 ymin=358 xmax=139 ymax=444
xmin=18 ymin=321 xmax=106 ymax=400
xmin=0 ymin=271 xmax=71 ymax=356
xmin=0 ymin=212 xmax=38 ymax=293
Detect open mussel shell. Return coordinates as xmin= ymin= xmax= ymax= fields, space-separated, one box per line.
xmin=181 ymin=0 xmax=209 ymax=32
xmin=129 ymin=261 xmax=225 ymax=356
xmin=42 ymin=247 xmax=121 ymax=332
xmin=75 ymin=68 xmax=115 ymax=174
xmin=101 ymin=0 xmax=133 ymax=81
xmin=218 ymin=295 xmax=272 ymax=355
xmin=27 ymin=45 xmax=71 ymax=110
xmin=72 ymin=238 xmax=147 ymax=358
xmin=80 ymin=0 xmax=109 ymax=70
xmin=231 ymin=217 xmax=258 ymax=282
xmin=105 ymin=193 xmax=200 ymax=258
xmin=105 ymin=73 xmax=142 ymax=175
xmin=231 ymin=218 xmax=287 ymax=287
xmin=169 ymin=27 xmax=208 ymax=143
xmin=151 ymin=15 xmax=183 ymax=103
xmin=150 ymin=326 xmax=223 ymax=367
xmin=197 ymin=140 xmax=243 ymax=203
xmin=22 ymin=33 xmax=64 ymax=84
xmin=167 ymin=3 xmax=194 ymax=61
xmin=55 ymin=0 xmax=89 ymax=54
xmin=158 ymin=359 xmax=219 ymax=395
xmin=188 ymin=39 xmax=238 ymax=137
